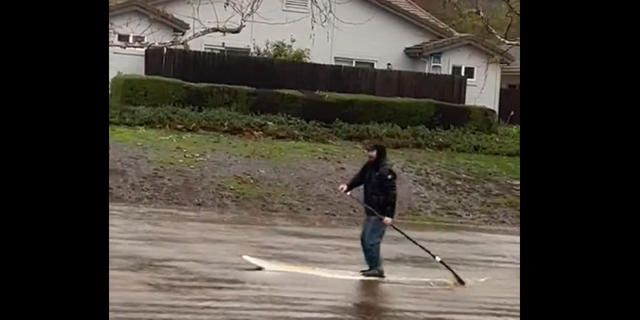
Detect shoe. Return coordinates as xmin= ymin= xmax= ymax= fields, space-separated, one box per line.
xmin=360 ymin=268 xmax=372 ymax=274
xmin=361 ymin=268 xmax=385 ymax=278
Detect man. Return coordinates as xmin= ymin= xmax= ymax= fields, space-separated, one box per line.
xmin=339 ymin=144 xmax=397 ymax=278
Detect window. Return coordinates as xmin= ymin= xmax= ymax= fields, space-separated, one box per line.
xmin=204 ymin=44 xmax=251 ymax=57
xmin=116 ymin=33 xmax=146 ymax=44
xmin=429 ymin=53 xmax=442 ymax=74
xmin=225 ymin=47 xmax=251 ymax=57
xmin=334 ymin=57 xmax=376 ymax=68
xmin=117 ymin=34 xmax=129 ymax=42
xmin=283 ymin=0 xmax=309 ymax=13
xmin=334 ymin=57 xmax=354 ymax=66
xmin=354 ymin=61 xmax=375 ymax=68
xmin=204 ymin=44 xmax=223 ymax=53
xmin=426 ymin=53 xmax=442 ymax=74
xmin=131 ymin=35 xmax=145 ymax=43
xmin=430 ymin=53 xmax=442 ymax=65
xmin=451 ymin=65 xmax=476 ymax=81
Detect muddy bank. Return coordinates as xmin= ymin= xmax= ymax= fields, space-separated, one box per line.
xmin=109 ymin=129 xmax=520 ymax=227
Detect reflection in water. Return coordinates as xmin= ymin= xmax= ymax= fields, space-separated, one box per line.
xmin=350 ymin=281 xmax=390 ymax=320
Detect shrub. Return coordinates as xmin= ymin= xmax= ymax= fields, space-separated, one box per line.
xmin=110 ymin=75 xmax=254 ymax=112
xmin=110 ymin=104 xmax=519 ymax=156
xmin=110 ymin=74 xmax=498 ymax=133
xmin=253 ymin=39 xmax=311 ymax=63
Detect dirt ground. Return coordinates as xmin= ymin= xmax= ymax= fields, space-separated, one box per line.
xmin=109 ymin=131 xmax=520 ymax=227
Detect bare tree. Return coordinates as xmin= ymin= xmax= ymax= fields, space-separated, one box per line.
xmin=445 ymin=0 xmax=520 ymax=46
xmin=108 ymin=0 xmax=346 ymax=49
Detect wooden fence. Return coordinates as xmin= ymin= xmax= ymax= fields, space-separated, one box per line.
xmin=144 ymin=48 xmax=467 ymax=103
xmin=499 ymin=88 xmax=520 ymax=124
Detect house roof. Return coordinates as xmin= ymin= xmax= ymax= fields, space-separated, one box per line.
xmin=111 ymin=0 xmax=458 ymax=39
xmin=109 ymin=0 xmax=460 ymax=46
xmin=109 ymin=0 xmax=190 ymax=33
xmin=404 ymin=34 xmax=515 ymax=63
xmin=366 ymin=0 xmax=458 ymax=38
xmin=109 ymin=0 xmax=174 ymax=5
xmin=500 ymin=45 xmax=520 ymax=75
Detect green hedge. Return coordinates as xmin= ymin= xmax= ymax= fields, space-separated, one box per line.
xmin=109 ymin=104 xmax=519 ymax=156
xmin=110 ymin=75 xmax=498 ymax=133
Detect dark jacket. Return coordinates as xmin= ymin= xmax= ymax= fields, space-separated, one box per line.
xmin=346 ymin=145 xmax=397 ymax=218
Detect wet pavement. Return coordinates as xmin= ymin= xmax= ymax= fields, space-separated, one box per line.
xmin=109 ymin=205 xmax=520 ymax=320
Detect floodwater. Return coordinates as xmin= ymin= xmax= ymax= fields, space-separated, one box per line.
xmin=109 ymin=206 xmax=520 ymax=320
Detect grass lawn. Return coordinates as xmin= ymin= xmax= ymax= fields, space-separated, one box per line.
xmin=109 ymin=126 xmax=519 ymax=181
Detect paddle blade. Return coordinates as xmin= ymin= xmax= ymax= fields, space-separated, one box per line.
xmin=453 ymin=274 xmax=466 ymax=286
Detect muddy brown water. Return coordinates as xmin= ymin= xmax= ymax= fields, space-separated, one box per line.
xmin=109 ymin=205 xmax=520 ymax=320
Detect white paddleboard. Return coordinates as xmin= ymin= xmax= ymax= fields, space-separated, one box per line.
xmin=241 ymin=255 xmax=468 ymax=286
xmin=243 ymin=255 xmax=383 ymax=281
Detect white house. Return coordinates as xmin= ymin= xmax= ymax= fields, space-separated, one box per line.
xmin=500 ymin=45 xmax=520 ymax=90
xmin=109 ymin=0 xmax=514 ymax=111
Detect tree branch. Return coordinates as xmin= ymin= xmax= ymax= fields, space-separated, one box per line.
xmin=465 ymin=8 xmax=519 ymax=46
xmin=109 ymin=24 xmax=245 ymax=48
xmin=445 ymin=0 xmax=520 ymax=46
xmin=108 ymin=0 xmax=372 ymax=49
xmin=500 ymin=0 xmax=520 ymax=17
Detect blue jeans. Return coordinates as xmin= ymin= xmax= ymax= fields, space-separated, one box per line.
xmin=360 ymin=216 xmax=387 ymax=270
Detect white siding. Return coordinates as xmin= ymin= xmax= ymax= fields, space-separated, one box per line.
xmin=109 ymin=11 xmax=174 ymax=44
xmin=108 ymin=0 xmax=503 ymax=110
xmin=441 ymin=46 xmax=502 ymax=111
xmin=329 ymin=0 xmax=432 ymax=72
xmin=156 ymin=0 xmax=431 ymax=70
xmin=109 ymin=48 xmax=145 ymax=83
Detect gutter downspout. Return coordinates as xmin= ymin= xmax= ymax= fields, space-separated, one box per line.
xmin=421 ymin=56 xmax=429 ymax=73
xmin=493 ymin=62 xmax=501 ymax=114
xmin=329 ymin=15 xmax=336 ymax=63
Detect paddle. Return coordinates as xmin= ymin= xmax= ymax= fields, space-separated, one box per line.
xmin=347 ymin=193 xmax=466 ymax=286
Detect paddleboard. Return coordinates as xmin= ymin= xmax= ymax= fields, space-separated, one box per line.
xmin=241 ymin=255 xmax=474 ymax=287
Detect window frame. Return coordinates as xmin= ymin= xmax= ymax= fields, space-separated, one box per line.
xmin=430 ymin=53 xmax=442 ymax=66
xmin=428 ymin=53 xmax=443 ymax=73
xmin=204 ymin=44 xmax=251 ymax=57
xmin=130 ymin=35 xmax=146 ymax=43
xmin=115 ymin=33 xmax=146 ymax=44
xmin=334 ymin=57 xmax=377 ymax=68
xmin=354 ymin=60 xmax=376 ymax=68
xmin=451 ymin=64 xmax=476 ymax=82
